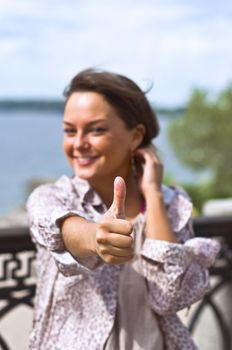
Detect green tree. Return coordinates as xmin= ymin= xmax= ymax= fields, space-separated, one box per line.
xmin=168 ymin=84 xmax=232 ymax=202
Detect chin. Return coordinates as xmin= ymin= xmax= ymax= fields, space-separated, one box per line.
xmin=73 ymin=167 xmax=97 ymax=181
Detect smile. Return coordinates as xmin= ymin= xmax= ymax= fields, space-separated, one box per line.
xmin=73 ymin=156 xmax=99 ymax=166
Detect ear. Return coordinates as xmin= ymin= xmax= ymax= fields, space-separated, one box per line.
xmin=130 ymin=124 xmax=145 ymax=151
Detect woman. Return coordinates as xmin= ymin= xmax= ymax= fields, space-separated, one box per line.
xmin=27 ymin=68 xmax=219 ymax=350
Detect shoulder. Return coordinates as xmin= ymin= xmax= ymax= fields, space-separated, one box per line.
xmin=162 ymin=184 xmax=193 ymax=232
xmin=26 ymin=175 xmax=75 ymax=206
xmin=162 ymin=184 xmax=191 ymax=205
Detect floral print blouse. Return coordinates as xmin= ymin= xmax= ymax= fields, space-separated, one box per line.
xmin=26 ymin=175 xmax=220 ymax=350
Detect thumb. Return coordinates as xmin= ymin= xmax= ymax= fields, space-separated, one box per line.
xmin=110 ymin=176 xmax=126 ymax=219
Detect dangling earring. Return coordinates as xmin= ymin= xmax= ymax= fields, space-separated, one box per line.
xmin=130 ymin=152 xmax=137 ymax=179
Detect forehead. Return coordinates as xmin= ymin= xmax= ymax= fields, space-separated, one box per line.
xmin=64 ymin=92 xmax=116 ymax=121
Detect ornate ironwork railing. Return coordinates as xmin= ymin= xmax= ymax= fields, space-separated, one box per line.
xmin=0 ymin=226 xmax=36 ymax=350
xmin=0 ymin=216 xmax=232 ymax=350
xmin=189 ymin=216 xmax=232 ymax=350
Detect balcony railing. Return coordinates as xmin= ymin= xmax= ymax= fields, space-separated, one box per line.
xmin=0 ymin=216 xmax=232 ymax=350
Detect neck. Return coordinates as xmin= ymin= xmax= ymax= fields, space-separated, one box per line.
xmin=90 ymin=176 xmax=116 ymax=208
xmin=90 ymin=171 xmax=142 ymax=219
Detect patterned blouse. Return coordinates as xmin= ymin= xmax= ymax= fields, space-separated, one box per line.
xmin=26 ymin=175 xmax=220 ymax=350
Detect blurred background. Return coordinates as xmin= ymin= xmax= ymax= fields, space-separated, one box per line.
xmin=0 ymin=1 xmax=232 ymax=349
xmin=0 ymin=0 xmax=231 ymax=220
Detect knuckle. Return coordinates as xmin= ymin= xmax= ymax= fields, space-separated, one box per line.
xmin=124 ymin=235 xmax=133 ymax=248
xmin=125 ymin=236 xmax=133 ymax=248
xmin=128 ymin=222 xmax=133 ymax=233
xmin=123 ymin=221 xmax=133 ymax=234
xmin=99 ymin=246 xmax=108 ymax=255
xmin=105 ymin=255 xmax=114 ymax=264
xmin=99 ymin=218 xmax=110 ymax=229
xmin=96 ymin=230 xmax=107 ymax=244
xmin=115 ymin=209 xmax=124 ymax=218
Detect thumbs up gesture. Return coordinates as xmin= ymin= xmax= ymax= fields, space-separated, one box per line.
xmin=95 ymin=177 xmax=134 ymax=264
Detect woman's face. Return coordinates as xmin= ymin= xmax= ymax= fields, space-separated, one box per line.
xmin=63 ymin=91 xmax=144 ymax=186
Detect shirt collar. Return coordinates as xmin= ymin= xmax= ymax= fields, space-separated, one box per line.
xmin=71 ymin=176 xmax=175 ymax=208
xmin=71 ymin=176 xmax=103 ymax=206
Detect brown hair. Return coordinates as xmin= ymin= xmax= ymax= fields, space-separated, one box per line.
xmin=63 ymin=68 xmax=159 ymax=147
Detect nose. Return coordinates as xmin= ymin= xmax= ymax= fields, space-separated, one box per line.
xmin=73 ymin=132 xmax=90 ymax=150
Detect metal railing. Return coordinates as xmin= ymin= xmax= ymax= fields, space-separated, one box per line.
xmin=189 ymin=216 xmax=232 ymax=350
xmin=0 ymin=226 xmax=36 ymax=350
xmin=0 ymin=216 xmax=232 ymax=350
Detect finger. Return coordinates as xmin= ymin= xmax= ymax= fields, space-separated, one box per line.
xmin=136 ymin=147 xmax=162 ymax=165
xmin=136 ymin=145 xmax=157 ymax=156
xmin=134 ymin=150 xmax=152 ymax=168
xmin=147 ymin=145 xmax=162 ymax=162
xmin=110 ymin=176 xmax=126 ymax=219
xmin=103 ymin=254 xmax=134 ymax=265
xmin=96 ymin=232 xmax=133 ymax=248
xmin=98 ymin=244 xmax=134 ymax=258
xmin=100 ymin=218 xmax=133 ymax=236
xmin=110 ymin=234 xmax=133 ymax=248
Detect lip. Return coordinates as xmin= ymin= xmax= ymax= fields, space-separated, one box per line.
xmin=73 ymin=155 xmax=99 ymax=166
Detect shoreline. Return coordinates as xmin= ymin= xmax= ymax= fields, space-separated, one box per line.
xmin=0 ymin=208 xmax=28 ymax=228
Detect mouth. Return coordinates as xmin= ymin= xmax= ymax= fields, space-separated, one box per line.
xmin=73 ymin=155 xmax=99 ymax=166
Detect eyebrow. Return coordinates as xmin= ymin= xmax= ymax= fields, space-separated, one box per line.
xmin=63 ymin=119 xmax=107 ymax=127
xmin=63 ymin=121 xmax=74 ymax=126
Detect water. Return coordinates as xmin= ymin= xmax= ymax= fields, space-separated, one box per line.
xmin=0 ymin=109 xmax=71 ymax=215
xmin=0 ymin=108 xmax=208 ymax=215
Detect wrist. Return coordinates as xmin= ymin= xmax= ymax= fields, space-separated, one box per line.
xmin=143 ymin=187 xmax=163 ymax=201
xmin=88 ymin=223 xmax=99 ymax=256
xmin=62 ymin=216 xmax=99 ymax=258
xmin=144 ymin=192 xmax=165 ymax=214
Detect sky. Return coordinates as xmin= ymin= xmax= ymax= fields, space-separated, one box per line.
xmin=0 ymin=0 xmax=232 ymax=106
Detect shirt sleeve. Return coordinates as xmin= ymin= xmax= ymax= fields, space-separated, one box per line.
xmin=140 ymin=187 xmax=221 ymax=315
xmin=26 ymin=181 xmax=102 ymax=277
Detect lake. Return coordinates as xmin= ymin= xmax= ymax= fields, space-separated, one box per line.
xmin=0 ymin=107 xmax=208 ymax=215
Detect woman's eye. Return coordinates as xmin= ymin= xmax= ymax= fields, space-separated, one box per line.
xmin=92 ymin=127 xmax=107 ymax=134
xmin=64 ymin=128 xmax=76 ymax=135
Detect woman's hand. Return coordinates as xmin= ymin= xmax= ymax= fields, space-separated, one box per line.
xmin=61 ymin=177 xmax=134 ymax=264
xmin=95 ymin=177 xmax=134 ymax=264
xmin=134 ymin=145 xmax=163 ymax=199
xmin=134 ymin=146 xmax=177 ymax=242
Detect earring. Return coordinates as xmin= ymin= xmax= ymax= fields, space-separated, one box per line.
xmin=130 ymin=153 xmax=137 ymax=178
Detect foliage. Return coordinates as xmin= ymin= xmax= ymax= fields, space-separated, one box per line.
xmin=168 ymin=84 xmax=232 ymax=205
xmin=163 ymin=173 xmax=210 ymax=214
xmin=180 ymin=182 xmax=213 ymax=215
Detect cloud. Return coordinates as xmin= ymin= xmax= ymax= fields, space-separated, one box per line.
xmin=0 ymin=0 xmax=231 ymax=105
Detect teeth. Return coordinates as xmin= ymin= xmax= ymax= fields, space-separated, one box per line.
xmin=74 ymin=156 xmax=97 ymax=164
xmin=78 ymin=157 xmax=93 ymax=160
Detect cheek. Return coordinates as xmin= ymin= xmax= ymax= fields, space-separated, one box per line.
xmin=101 ymin=137 xmax=131 ymax=161
xmin=63 ymin=138 xmax=73 ymax=156
xmin=91 ymin=137 xmax=113 ymax=153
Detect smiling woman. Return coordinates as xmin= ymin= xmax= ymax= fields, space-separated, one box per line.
xmin=63 ymin=91 xmax=145 ymax=205
xmin=26 ymin=68 xmax=220 ymax=350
